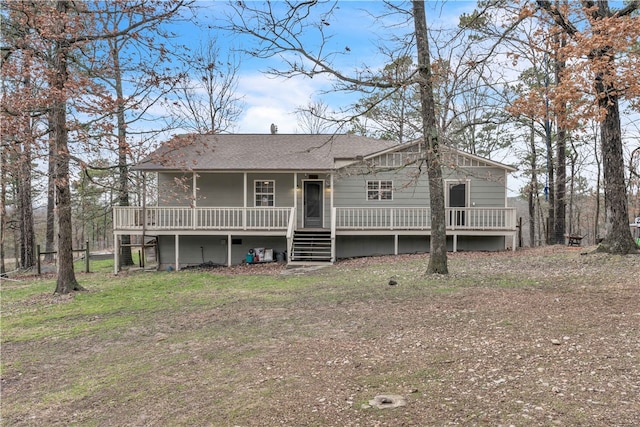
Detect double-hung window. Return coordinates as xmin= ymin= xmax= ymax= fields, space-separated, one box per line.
xmin=367 ymin=180 xmax=393 ymax=200
xmin=255 ymin=180 xmax=275 ymax=206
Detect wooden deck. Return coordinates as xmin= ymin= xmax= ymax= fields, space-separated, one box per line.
xmin=113 ymin=206 xmax=517 ymax=234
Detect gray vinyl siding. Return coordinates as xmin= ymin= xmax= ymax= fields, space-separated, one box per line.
xmin=197 ymin=173 xmax=244 ymax=206
xmin=246 ymin=173 xmax=295 ymax=207
xmin=158 ymin=235 xmax=287 ymax=268
xmin=159 ymin=166 xmax=506 ymax=211
xmin=443 ymin=166 xmax=507 ymax=207
xmin=469 ymin=177 xmax=506 ymax=207
xmin=157 ymin=173 xmax=193 ymax=206
xmin=335 ymin=235 xmax=506 ymax=259
xmin=158 ymin=172 xmax=297 ymax=208
xmin=333 ymin=167 xmax=430 ymax=208
xmin=157 ymin=233 xmax=506 ymax=268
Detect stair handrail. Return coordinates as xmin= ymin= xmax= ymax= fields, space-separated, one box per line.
xmin=286 ymin=207 xmax=296 ymax=260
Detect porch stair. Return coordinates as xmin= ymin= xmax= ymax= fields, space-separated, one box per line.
xmin=289 ymin=229 xmax=333 ymax=264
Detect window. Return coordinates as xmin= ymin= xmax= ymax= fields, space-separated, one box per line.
xmin=367 ymin=180 xmax=393 ymax=200
xmin=255 ymin=180 xmax=275 ymax=206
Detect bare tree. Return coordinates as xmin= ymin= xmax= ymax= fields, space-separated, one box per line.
xmin=85 ymin=0 xmax=190 ymax=266
xmin=2 ymin=0 xmax=192 ymax=293
xmin=412 ymin=0 xmax=447 ymax=273
xmin=296 ymin=100 xmax=335 ymax=134
xmin=170 ymin=37 xmax=243 ymax=134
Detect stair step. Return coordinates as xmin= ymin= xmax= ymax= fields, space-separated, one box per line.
xmin=290 ymin=229 xmax=333 ymax=264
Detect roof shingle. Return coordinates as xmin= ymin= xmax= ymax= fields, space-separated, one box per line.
xmin=135 ymin=134 xmax=397 ymax=171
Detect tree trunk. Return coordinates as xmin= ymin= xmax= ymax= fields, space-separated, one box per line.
xmin=554 ymin=125 xmax=566 ymax=243
xmin=544 ymin=116 xmax=555 ymax=244
xmin=45 ymin=131 xmax=56 ymax=262
xmin=568 ymin=150 xmax=576 ymax=235
xmin=0 ymin=147 xmax=7 ymax=276
xmin=553 ymin=23 xmax=567 ymax=244
xmin=113 ymin=40 xmax=134 ymax=266
xmin=18 ymin=142 xmax=35 ymax=268
xmin=53 ymin=0 xmax=83 ymax=294
xmin=528 ymin=120 xmax=537 ymax=247
xmin=596 ymin=92 xmax=636 ymax=254
xmin=594 ymin=128 xmax=601 ymax=242
xmin=412 ymin=0 xmax=448 ymax=274
xmin=18 ymin=102 xmax=35 ymax=269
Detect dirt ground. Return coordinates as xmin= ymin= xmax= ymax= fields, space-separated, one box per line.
xmin=2 ymin=246 xmax=639 ymax=426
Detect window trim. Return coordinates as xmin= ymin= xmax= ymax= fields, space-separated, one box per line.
xmin=254 ymin=180 xmax=275 ymax=207
xmin=366 ymin=180 xmax=393 ymax=201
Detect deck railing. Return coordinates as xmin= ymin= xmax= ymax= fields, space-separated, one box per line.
xmin=114 ymin=206 xmax=516 ymax=232
xmin=334 ymin=207 xmax=516 ymax=230
xmin=113 ymin=206 xmax=293 ymax=231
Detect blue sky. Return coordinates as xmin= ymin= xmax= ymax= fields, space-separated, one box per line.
xmin=177 ymin=1 xmax=479 ymax=133
xmin=155 ymin=1 xmax=639 ymax=197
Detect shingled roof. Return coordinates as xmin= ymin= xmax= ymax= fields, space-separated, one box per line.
xmin=135 ymin=133 xmax=397 ymax=171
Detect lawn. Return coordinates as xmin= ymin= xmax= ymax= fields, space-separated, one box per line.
xmin=1 ymin=246 xmax=639 ymax=426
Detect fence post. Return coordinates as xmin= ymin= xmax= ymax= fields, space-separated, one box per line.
xmin=85 ymin=240 xmax=90 ymax=273
xmin=518 ymin=217 xmax=523 ymax=248
xmin=37 ymin=244 xmax=41 ymax=275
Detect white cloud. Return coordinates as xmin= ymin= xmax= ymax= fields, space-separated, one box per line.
xmin=234 ymin=71 xmax=334 ymax=133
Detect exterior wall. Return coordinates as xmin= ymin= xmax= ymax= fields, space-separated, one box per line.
xmin=197 ymin=173 xmax=244 ymax=206
xmin=158 ymin=172 xmax=194 ymax=206
xmin=335 ymin=235 xmax=506 ymax=259
xmin=334 ymin=163 xmax=508 ymax=209
xmin=456 ymin=236 xmax=505 ymax=251
xmin=336 ymin=235 xmax=429 ymax=258
xmin=246 ymin=173 xmax=296 ymax=208
xmin=333 ymin=167 xmax=430 ymax=208
xmin=159 ymin=172 xmax=298 ymax=208
xmin=443 ymin=166 xmax=507 ymax=207
xmin=158 ymin=234 xmax=287 ymax=268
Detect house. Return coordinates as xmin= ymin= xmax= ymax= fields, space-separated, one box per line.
xmin=112 ymin=133 xmax=518 ymax=272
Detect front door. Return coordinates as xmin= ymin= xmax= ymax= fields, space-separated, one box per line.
xmin=448 ymin=183 xmax=467 ymax=226
xmin=303 ymin=181 xmax=323 ymax=228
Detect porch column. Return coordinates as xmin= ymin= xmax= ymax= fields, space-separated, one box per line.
xmin=227 ymin=233 xmax=232 ymax=267
xmin=293 ymin=172 xmax=298 ymax=211
xmin=175 ymin=234 xmax=180 ymax=271
xmin=293 ymin=173 xmax=298 ymax=230
xmin=192 ymin=173 xmax=197 ymax=230
xmin=330 ymin=173 xmax=334 ymax=210
xmin=192 ymin=172 xmax=197 ymax=205
xmin=243 ymin=173 xmax=247 ymax=229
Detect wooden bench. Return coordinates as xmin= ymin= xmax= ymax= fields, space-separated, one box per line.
xmin=566 ymin=235 xmax=584 ymax=247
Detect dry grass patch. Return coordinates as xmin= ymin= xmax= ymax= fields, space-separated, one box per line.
xmin=2 ymin=246 xmax=639 ymax=426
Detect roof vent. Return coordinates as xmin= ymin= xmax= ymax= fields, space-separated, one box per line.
xmin=270 ymin=123 xmax=278 ymax=134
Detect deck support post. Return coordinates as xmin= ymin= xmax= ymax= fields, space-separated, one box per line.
xmin=453 ymin=234 xmax=458 ymax=253
xmin=394 ymin=234 xmax=398 ymax=255
xmin=227 ymin=233 xmax=232 ymax=267
xmin=114 ymin=235 xmax=120 ymax=275
xmin=512 ymin=233 xmax=517 ymax=252
xmin=175 ymin=234 xmax=180 ymax=271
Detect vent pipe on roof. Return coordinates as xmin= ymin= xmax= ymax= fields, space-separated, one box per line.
xmin=270 ymin=123 xmax=278 ymax=134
